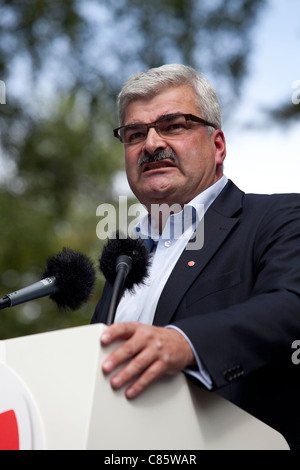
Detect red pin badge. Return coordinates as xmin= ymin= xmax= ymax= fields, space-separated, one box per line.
xmin=188 ymin=261 xmax=195 ymax=267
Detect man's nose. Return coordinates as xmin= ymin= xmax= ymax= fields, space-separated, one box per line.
xmin=143 ymin=127 xmax=168 ymax=153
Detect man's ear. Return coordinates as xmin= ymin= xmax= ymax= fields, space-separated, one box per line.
xmin=214 ymin=130 xmax=226 ymax=167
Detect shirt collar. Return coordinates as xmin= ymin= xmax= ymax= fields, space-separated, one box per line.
xmin=134 ymin=176 xmax=228 ymax=242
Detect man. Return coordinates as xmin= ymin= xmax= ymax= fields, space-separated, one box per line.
xmin=92 ymin=64 xmax=300 ymax=449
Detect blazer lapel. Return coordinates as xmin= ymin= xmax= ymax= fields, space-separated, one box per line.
xmin=153 ymin=180 xmax=243 ymax=326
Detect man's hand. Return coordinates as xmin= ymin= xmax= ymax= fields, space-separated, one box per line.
xmin=101 ymin=322 xmax=195 ymax=399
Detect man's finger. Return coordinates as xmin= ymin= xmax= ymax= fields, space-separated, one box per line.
xmin=125 ymin=360 xmax=166 ymax=399
xmin=101 ymin=322 xmax=139 ymax=345
xmin=108 ymin=341 xmax=164 ymax=388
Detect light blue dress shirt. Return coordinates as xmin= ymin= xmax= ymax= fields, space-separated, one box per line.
xmin=114 ymin=176 xmax=228 ymax=388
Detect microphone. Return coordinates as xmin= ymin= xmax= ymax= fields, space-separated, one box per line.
xmin=0 ymin=247 xmax=96 ymax=311
xmin=99 ymin=231 xmax=150 ymax=325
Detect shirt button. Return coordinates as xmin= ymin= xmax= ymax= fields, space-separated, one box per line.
xmin=164 ymin=240 xmax=172 ymax=248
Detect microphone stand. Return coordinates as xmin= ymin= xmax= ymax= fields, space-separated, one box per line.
xmin=107 ymin=255 xmax=133 ymax=325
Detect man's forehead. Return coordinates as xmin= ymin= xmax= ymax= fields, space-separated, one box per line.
xmin=124 ymin=85 xmax=198 ymax=124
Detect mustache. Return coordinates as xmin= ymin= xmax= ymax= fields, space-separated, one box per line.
xmin=138 ymin=149 xmax=177 ymax=168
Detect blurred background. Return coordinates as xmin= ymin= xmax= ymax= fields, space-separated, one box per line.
xmin=0 ymin=0 xmax=299 ymax=339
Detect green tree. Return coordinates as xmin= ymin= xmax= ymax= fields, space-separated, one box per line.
xmin=0 ymin=0 xmax=266 ymax=339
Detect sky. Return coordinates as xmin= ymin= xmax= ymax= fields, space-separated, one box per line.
xmin=223 ymin=0 xmax=300 ymax=194
xmin=115 ymin=0 xmax=300 ymax=197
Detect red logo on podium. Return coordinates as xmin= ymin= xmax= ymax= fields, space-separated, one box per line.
xmin=0 ymin=364 xmax=43 ymax=450
xmin=0 ymin=410 xmax=19 ymax=450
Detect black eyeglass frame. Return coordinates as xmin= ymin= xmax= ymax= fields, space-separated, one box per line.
xmin=113 ymin=113 xmax=217 ymax=144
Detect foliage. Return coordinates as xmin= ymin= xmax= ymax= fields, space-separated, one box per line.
xmin=0 ymin=0 xmax=266 ymax=339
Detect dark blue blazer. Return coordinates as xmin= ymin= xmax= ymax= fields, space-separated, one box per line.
xmin=92 ymin=180 xmax=300 ymax=449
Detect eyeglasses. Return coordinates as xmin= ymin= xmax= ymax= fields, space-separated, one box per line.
xmin=113 ymin=113 xmax=217 ymax=145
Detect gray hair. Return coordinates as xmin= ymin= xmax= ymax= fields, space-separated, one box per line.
xmin=117 ymin=64 xmax=222 ymax=132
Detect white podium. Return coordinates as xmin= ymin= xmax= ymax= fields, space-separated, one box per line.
xmin=0 ymin=323 xmax=289 ymax=450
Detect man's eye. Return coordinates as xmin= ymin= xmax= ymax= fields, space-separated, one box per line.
xmin=129 ymin=131 xmax=146 ymax=141
xmin=125 ymin=128 xmax=146 ymax=142
xmin=168 ymin=122 xmax=186 ymax=131
xmin=162 ymin=120 xmax=187 ymax=133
